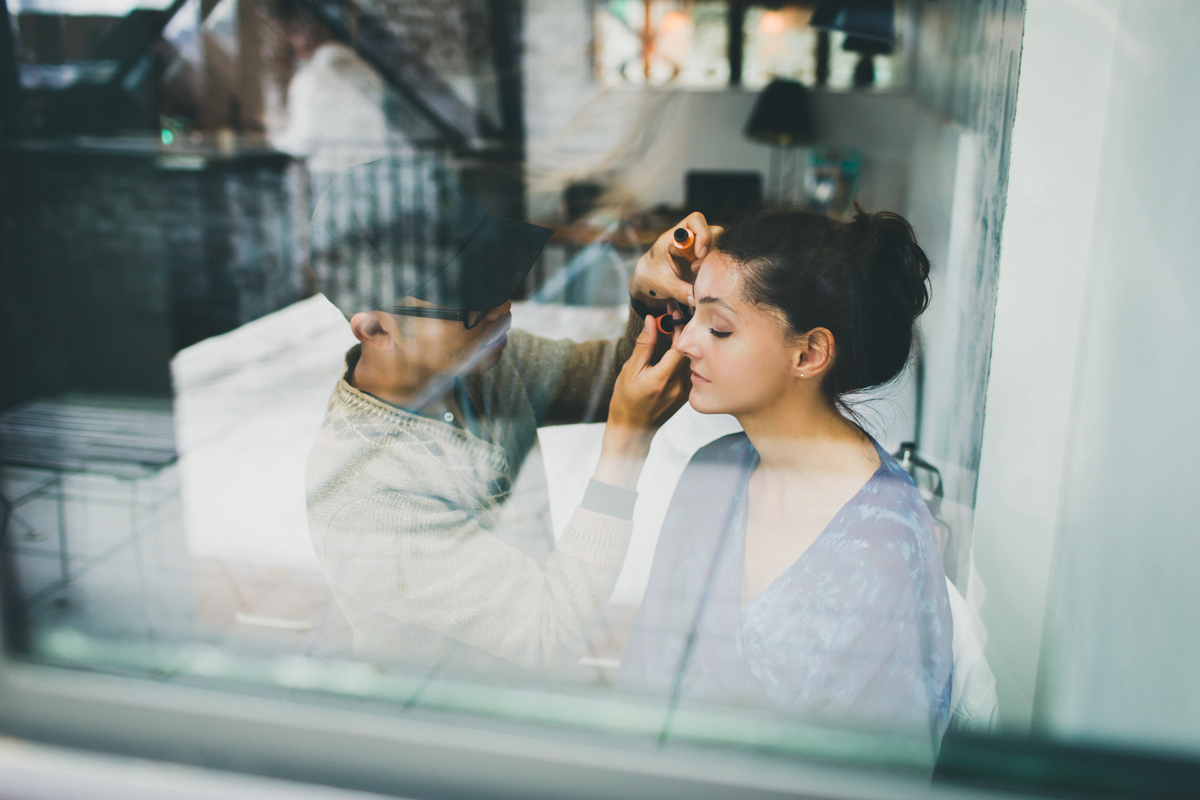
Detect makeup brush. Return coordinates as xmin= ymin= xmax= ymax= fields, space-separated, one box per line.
xmin=671 ymin=226 xmax=696 ymax=259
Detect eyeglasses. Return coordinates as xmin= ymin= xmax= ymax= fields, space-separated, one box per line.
xmin=388 ymin=306 xmax=494 ymax=330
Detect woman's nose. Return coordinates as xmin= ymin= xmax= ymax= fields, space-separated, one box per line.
xmin=487 ymin=300 xmax=513 ymax=320
xmin=673 ymin=319 xmax=698 ymax=359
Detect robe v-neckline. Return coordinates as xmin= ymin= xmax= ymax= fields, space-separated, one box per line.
xmin=736 ymin=438 xmax=889 ymax=612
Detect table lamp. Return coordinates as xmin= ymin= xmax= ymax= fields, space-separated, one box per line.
xmin=810 ymin=0 xmax=895 ymax=88
xmin=743 ymin=78 xmax=816 ymax=203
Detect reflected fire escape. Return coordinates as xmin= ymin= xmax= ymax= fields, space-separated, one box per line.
xmin=0 ymin=0 xmax=532 ymax=400
xmin=0 ymin=0 xmax=533 ymax=635
xmin=1 ymin=0 xmax=527 ymax=154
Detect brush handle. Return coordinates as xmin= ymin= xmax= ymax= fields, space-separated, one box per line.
xmin=671 ymin=227 xmax=696 ymax=259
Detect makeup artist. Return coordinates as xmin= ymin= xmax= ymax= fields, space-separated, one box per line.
xmin=305 ymin=158 xmax=715 ymax=672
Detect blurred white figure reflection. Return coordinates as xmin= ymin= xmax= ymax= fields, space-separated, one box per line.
xmin=271 ymin=6 xmax=407 ymax=184
xmin=619 ymin=206 xmax=954 ymax=740
xmin=304 ymin=159 xmax=694 ymax=671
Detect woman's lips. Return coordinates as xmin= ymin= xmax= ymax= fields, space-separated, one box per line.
xmin=690 ymin=371 xmax=711 ymax=385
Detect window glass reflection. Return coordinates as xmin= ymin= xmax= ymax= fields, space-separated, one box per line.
xmin=0 ymin=0 xmax=1062 ymax=787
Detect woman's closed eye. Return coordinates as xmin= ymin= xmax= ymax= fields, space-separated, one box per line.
xmin=709 ymin=327 xmax=732 ymax=338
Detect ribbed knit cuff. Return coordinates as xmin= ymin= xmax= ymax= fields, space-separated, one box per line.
xmin=557 ymin=507 xmax=633 ymax=568
xmin=580 ymin=478 xmax=638 ymax=521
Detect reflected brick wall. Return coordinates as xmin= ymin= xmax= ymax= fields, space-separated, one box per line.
xmin=0 ymin=144 xmax=308 ymax=407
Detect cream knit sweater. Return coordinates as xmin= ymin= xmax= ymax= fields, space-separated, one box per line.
xmin=306 ymin=324 xmax=639 ymax=670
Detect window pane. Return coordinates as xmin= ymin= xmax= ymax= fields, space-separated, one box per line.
xmin=7 ymin=0 xmax=1198 ymax=796
xmin=741 ymin=6 xmax=817 ymax=90
xmin=594 ymin=0 xmax=728 ymax=88
xmin=0 ymin=0 xmax=999 ymax=776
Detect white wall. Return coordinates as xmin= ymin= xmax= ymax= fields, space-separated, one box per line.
xmin=523 ymin=0 xmax=916 ymax=222
xmin=609 ymin=90 xmax=915 ymax=212
xmin=978 ymin=0 xmax=1200 ymax=750
xmin=1027 ymin=0 xmax=1200 ymax=751
xmin=972 ymin=0 xmax=1119 ymax=733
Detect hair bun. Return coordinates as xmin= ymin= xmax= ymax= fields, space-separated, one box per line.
xmin=851 ymin=200 xmax=874 ymax=236
xmin=719 ymin=205 xmax=932 ymax=403
xmin=852 ymin=202 xmax=931 ymax=318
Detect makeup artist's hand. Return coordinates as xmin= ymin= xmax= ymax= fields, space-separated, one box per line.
xmin=629 ymin=212 xmax=722 ymax=308
xmin=593 ymin=308 xmax=690 ymax=490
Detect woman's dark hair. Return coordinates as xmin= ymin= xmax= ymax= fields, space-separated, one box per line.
xmin=718 ymin=203 xmax=931 ymax=404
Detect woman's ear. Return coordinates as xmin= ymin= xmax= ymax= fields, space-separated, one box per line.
xmin=349 ymin=311 xmax=398 ymax=350
xmin=793 ymin=328 xmax=835 ymax=378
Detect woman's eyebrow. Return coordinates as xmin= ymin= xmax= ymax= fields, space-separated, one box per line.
xmin=698 ymin=295 xmax=735 ymax=311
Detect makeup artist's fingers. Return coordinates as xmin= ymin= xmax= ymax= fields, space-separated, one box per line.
xmin=669 ymin=306 xmax=692 ymax=396
xmin=653 ymin=345 xmax=692 ymax=421
xmin=676 ymin=224 xmax=723 ymax=271
xmin=629 ymin=213 xmax=723 ymax=305
xmin=608 ymin=314 xmax=689 ymax=431
xmin=660 ymin=331 xmax=687 ymax=363
xmin=636 ymin=338 xmax=689 ymax=426
xmin=651 ymin=315 xmax=688 ymax=377
xmin=670 ymin=302 xmax=685 ymax=347
xmin=628 ymin=314 xmax=658 ymax=371
xmin=675 ymin=212 xmax=722 ymax=262
xmin=694 ymin=225 xmax=723 ymax=270
xmin=631 ymin=249 xmax=695 ymax=306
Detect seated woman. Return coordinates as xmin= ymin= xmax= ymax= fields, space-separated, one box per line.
xmin=618 ymin=206 xmax=953 ymax=739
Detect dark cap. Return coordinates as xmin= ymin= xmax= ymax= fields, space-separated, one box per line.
xmin=309 ymin=157 xmax=554 ymax=318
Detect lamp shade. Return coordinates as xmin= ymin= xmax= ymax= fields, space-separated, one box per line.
xmin=810 ymin=0 xmax=895 ymax=45
xmin=744 ymin=79 xmax=816 ymax=146
xmin=842 ymin=35 xmax=893 ymax=56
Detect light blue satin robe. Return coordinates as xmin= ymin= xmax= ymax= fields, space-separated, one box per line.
xmin=619 ymin=432 xmax=953 ymax=740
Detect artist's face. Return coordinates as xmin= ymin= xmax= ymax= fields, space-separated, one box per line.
xmin=397 ymin=298 xmax=513 ymax=377
xmin=672 ymin=252 xmax=797 ymax=417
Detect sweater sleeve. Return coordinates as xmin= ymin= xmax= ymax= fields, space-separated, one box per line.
xmin=320 ymin=489 xmax=633 ymax=669
xmin=517 ymin=306 xmax=682 ymax=426
xmin=535 ymin=310 xmax=642 ymax=425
